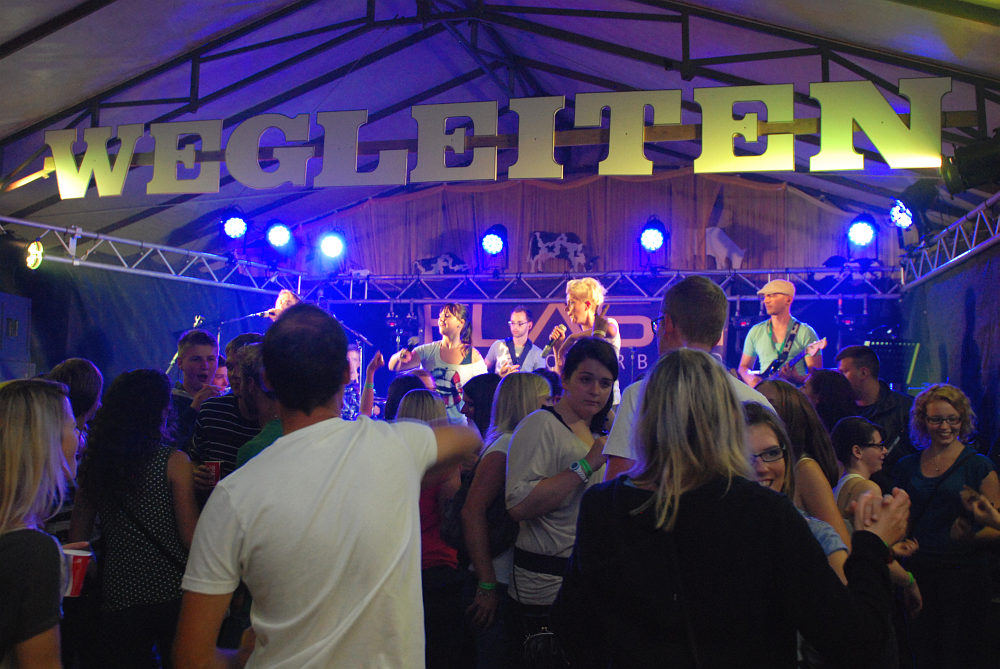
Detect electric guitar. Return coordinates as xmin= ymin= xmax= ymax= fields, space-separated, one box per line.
xmin=757 ymin=337 xmax=827 ymax=382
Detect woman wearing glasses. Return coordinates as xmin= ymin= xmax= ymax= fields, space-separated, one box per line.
xmin=894 ymin=384 xmax=999 ymax=668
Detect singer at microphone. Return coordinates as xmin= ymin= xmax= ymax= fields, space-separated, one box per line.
xmin=264 ymin=289 xmax=301 ymax=322
xmin=540 ymin=324 xmax=567 ymax=358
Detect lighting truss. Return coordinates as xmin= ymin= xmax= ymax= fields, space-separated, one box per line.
xmin=300 ymin=267 xmax=902 ymax=306
xmin=901 ymin=190 xmax=1000 ymax=288
xmin=0 ymin=215 xmax=304 ymax=294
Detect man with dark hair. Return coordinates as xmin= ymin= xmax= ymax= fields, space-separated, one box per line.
xmin=171 ymin=329 xmax=222 ymax=449
xmin=835 ymin=344 xmax=915 ymax=482
xmin=175 ymin=304 xmax=481 ymax=668
xmin=189 ymin=333 xmax=265 ymax=491
xmin=603 ymin=276 xmax=773 ymax=479
xmin=484 ymin=305 xmax=548 ymax=376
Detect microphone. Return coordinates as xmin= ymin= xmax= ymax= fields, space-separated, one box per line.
xmin=540 ymin=325 xmax=567 ymax=358
xmin=248 ymin=309 xmax=276 ymax=318
xmin=405 ymin=336 xmax=420 ymax=352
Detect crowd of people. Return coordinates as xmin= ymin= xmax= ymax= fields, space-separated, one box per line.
xmin=2 ymin=274 xmax=998 ymax=669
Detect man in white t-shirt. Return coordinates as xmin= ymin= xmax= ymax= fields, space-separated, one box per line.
xmin=603 ymin=276 xmax=773 ymax=480
xmin=173 ymin=304 xmax=481 ymax=669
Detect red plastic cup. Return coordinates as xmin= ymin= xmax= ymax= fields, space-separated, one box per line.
xmin=204 ymin=460 xmax=222 ymax=485
xmin=62 ymin=548 xmax=92 ymax=597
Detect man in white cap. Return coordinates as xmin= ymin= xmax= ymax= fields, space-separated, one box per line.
xmin=737 ymin=278 xmax=821 ymax=388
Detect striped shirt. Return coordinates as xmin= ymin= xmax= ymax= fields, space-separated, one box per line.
xmin=189 ymin=394 xmax=260 ymax=478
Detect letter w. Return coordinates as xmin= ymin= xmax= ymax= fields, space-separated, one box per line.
xmin=45 ymin=125 xmax=144 ymax=199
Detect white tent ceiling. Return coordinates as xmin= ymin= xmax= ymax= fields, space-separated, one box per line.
xmin=1 ymin=0 xmax=998 ymax=266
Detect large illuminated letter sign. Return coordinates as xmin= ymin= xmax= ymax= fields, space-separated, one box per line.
xmin=147 ymin=120 xmax=223 ymax=194
xmin=314 ymin=110 xmax=407 ymax=187
xmin=45 ymin=125 xmax=144 ymax=198
xmin=574 ymin=91 xmax=681 ymax=175
xmin=410 ymin=101 xmax=498 ymax=183
xmin=508 ymin=96 xmax=565 ymax=180
xmin=225 ymin=114 xmax=314 ymax=189
xmin=694 ymin=84 xmax=794 ymax=173
xmin=810 ymin=77 xmax=951 ymax=171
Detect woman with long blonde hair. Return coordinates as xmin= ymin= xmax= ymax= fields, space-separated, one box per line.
xmin=461 ymin=372 xmax=551 ymax=667
xmin=1 ymin=379 xmax=79 ymax=668
xmin=551 ymin=348 xmax=910 ymax=668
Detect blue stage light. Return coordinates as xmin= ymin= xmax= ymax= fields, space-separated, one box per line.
xmin=266 ymin=222 xmax=291 ymax=248
xmin=481 ymin=224 xmax=507 ymax=256
xmin=848 ymin=216 xmax=876 ymax=246
xmin=888 ymin=199 xmax=913 ymax=230
xmin=640 ymin=216 xmax=667 ymax=252
xmin=223 ymin=215 xmax=247 ymax=239
xmin=319 ymin=232 xmax=345 ymax=259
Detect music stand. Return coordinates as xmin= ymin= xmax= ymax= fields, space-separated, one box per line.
xmin=865 ymin=340 xmax=920 ymax=391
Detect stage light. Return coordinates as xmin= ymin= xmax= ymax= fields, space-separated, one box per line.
xmin=222 ymin=214 xmax=247 ymax=239
xmin=889 ymin=200 xmax=913 ymax=229
xmin=25 ymin=240 xmax=43 ymax=270
xmin=639 ymin=216 xmax=667 ymax=252
xmin=319 ymin=232 xmax=345 ymax=259
xmin=266 ymin=222 xmax=291 ymax=249
xmin=941 ymin=134 xmax=1000 ymax=195
xmin=481 ymin=224 xmax=507 ymax=256
xmin=848 ymin=215 xmax=876 ymax=247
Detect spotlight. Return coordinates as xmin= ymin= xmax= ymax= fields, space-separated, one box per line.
xmin=888 ymin=200 xmax=913 ymax=230
xmin=266 ymin=222 xmax=291 ymax=249
xmin=25 ymin=240 xmax=44 ymax=270
xmin=941 ymin=133 xmax=1000 ymax=195
xmin=639 ymin=216 xmax=667 ymax=252
xmin=319 ymin=232 xmax=345 ymax=259
xmin=222 ymin=212 xmax=247 ymax=239
xmin=848 ymin=215 xmax=876 ymax=247
xmin=481 ymin=224 xmax=507 ymax=256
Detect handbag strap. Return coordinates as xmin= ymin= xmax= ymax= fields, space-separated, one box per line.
xmin=120 ymin=502 xmax=187 ymax=572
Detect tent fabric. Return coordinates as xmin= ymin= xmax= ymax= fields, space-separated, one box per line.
xmin=315 ymin=172 xmax=898 ymax=275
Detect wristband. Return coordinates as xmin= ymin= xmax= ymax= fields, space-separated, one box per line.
xmin=364 ymin=382 xmax=375 ymax=390
xmin=906 ymin=571 xmax=915 ymax=587
xmin=477 ymin=581 xmax=497 ymax=591
xmin=578 ymin=458 xmax=594 ymax=477
xmin=569 ymin=460 xmax=589 ymax=483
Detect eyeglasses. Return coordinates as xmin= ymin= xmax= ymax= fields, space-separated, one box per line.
xmin=651 ymin=315 xmax=664 ymax=333
xmin=508 ymin=321 xmax=529 ymax=327
xmin=749 ymin=446 xmax=785 ymax=463
xmin=860 ymin=442 xmax=889 ymax=451
xmin=926 ymin=415 xmax=961 ymax=426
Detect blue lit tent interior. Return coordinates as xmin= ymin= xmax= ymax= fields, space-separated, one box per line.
xmin=0 ymin=0 xmax=998 ymax=449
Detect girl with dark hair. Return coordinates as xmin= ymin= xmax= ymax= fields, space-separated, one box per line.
xmin=551 ymin=349 xmax=909 ymax=668
xmin=758 ymin=379 xmax=852 ymax=549
xmin=504 ymin=337 xmax=617 ymax=664
xmin=802 ymin=369 xmax=857 ymax=433
xmin=389 ymin=303 xmax=487 ymax=423
xmin=69 ymin=369 xmax=199 ymax=668
xmin=459 ymin=373 xmax=501 ymax=437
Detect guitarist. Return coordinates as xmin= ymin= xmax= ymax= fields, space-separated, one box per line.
xmin=738 ymin=279 xmax=821 ymax=388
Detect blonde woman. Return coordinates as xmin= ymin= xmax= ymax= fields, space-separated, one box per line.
xmin=551 ymin=348 xmax=909 ymax=668
xmin=461 ymin=372 xmax=550 ymax=668
xmin=395 ymin=389 xmax=468 ymax=669
xmin=0 ymin=379 xmax=79 ymax=668
xmin=894 ymin=384 xmax=999 ymax=668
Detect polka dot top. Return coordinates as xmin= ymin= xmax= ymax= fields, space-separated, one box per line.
xmin=98 ymin=447 xmax=188 ymax=611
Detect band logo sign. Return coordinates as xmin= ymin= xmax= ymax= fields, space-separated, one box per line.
xmin=44 ymin=77 xmax=952 ymax=199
